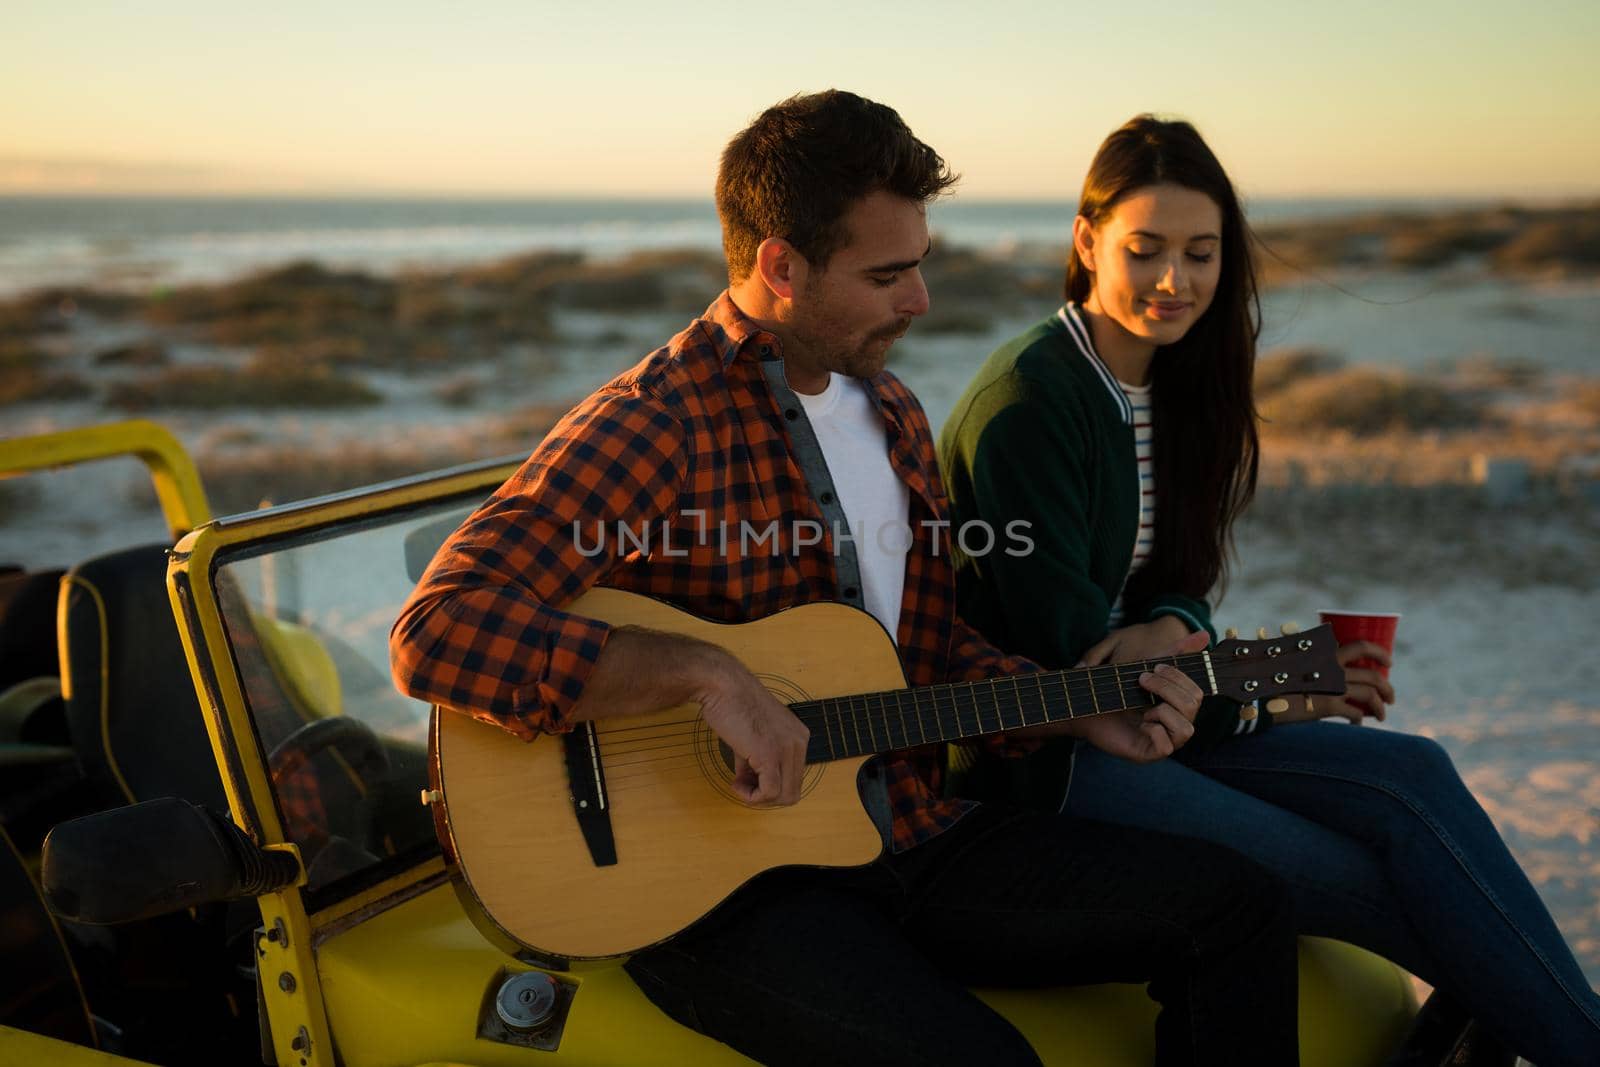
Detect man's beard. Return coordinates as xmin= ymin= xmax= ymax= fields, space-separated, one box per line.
xmin=837 ymin=317 xmax=912 ymax=378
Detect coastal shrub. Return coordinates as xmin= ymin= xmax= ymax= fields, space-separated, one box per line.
xmin=1 ymin=287 xmax=138 ymax=340
xmin=146 ymin=261 xmax=396 ymax=323
xmin=1260 ymin=367 xmax=1486 ymax=436
xmin=1386 ymin=219 xmax=1508 ymax=269
xmin=0 ymin=342 xmax=93 ymax=405
xmin=456 ymin=251 xmax=587 ymax=292
xmin=145 ymin=262 xmax=403 ymax=354
xmin=917 ymin=308 xmax=995 ymax=336
xmin=1453 ymin=353 xmax=1544 ymax=391
xmin=1575 ymin=383 xmax=1600 ymax=420
xmin=105 ymin=358 xmax=382 ymax=411
xmin=432 ymin=375 xmax=482 ymax=407
xmin=191 ymin=404 xmax=568 ymax=512
xmin=140 ymin=258 xmax=554 ymax=365
xmin=197 ymin=445 xmax=448 ymax=512
xmin=518 ymin=250 xmax=726 ymax=314
xmin=921 ymin=246 xmax=1039 ymax=305
xmin=94 ymin=340 xmax=170 ymax=366
xmin=1491 ymin=215 xmax=1600 ymax=274
xmin=1254 ymin=347 xmax=1344 ymax=397
xmin=1252 ymin=220 xmax=1384 ymax=276
xmin=0 ymin=300 xmax=58 ymax=341
xmin=0 ymin=340 xmax=43 ymax=369
xmin=0 ymin=369 xmax=92 ymax=406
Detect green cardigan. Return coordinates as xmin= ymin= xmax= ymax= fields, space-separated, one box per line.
xmin=939 ymin=311 xmax=1261 ymax=763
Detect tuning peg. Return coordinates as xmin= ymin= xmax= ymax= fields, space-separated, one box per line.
xmin=1239 ymin=705 xmax=1258 ymax=722
xmin=1265 ymin=698 xmax=1290 ymax=715
xmin=1257 ymin=627 xmax=1270 ymax=640
xmin=1280 ymin=621 xmax=1301 ymax=635
xmin=1224 ymin=627 xmax=1239 ymax=640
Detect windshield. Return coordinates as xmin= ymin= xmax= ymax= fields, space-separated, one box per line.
xmin=211 ymin=499 xmax=474 ymax=907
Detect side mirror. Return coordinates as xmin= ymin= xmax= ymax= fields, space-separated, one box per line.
xmin=41 ymin=797 xmax=301 ymax=924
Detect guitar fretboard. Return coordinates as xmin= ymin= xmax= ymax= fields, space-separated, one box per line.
xmin=790 ymin=654 xmax=1216 ymax=764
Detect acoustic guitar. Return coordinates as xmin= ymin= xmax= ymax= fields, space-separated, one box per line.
xmin=429 ymin=587 xmax=1342 ymax=960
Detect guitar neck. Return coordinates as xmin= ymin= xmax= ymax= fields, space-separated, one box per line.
xmin=792 ymin=654 xmax=1216 ymax=764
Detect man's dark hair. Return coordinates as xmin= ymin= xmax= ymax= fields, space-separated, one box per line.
xmin=716 ymin=90 xmax=957 ymax=283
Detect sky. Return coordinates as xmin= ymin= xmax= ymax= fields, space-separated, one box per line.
xmin=3 ymin=0 xmax=1598 ymax=201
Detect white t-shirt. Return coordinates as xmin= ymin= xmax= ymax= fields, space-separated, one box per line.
xmin=795 ymin=373 xmax=911 ymax=640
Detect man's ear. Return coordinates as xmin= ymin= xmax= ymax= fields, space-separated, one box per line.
xmin=1071 ymin=215 xmax=1097 ymax=273
xmin=754 ymin=237 xmax=807 ymax=301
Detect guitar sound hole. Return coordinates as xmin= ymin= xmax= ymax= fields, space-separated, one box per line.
xmin=691 ymin=675 xmax=823 ymax=804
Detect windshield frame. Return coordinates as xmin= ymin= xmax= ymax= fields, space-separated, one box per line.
xmin=166 ymin=453 xmax=524 ymax=922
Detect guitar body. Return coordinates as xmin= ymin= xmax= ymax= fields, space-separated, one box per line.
xmin=432 ymin=588 xmax=900 ymax=960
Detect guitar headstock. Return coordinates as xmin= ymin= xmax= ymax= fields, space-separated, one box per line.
xmin=1210 ymin=624 xmax=1343 ymax=704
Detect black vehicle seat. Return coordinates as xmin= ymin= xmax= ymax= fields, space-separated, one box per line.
xmin=54 ymin=545 xmax=261 ymax=1064
xmin=56 ymin=546 xmax=385 ymax=862
xmin=0 ymin=566 xmax=66 ymax=695
xmin=1 ymin=566 xmax=93 ymax=855
xmin=0 ymin=565 xmax=69 ymax=749
xmin=0 ymin=821 xmax=97 ymax=1048
xmin=57 ymin=544 xmax=227 ymax=812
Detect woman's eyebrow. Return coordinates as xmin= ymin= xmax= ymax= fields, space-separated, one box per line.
xmin=1128 ymin=229 xmax=1221 ymax=242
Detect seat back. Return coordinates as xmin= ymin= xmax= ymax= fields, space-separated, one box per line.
xmin=0 ymin=823 xmax=95 ymax=1047
xmin=58 ymin=544 xmax=226 ymax=812
xmin=0 ymin=567 xmax=66 ymax=699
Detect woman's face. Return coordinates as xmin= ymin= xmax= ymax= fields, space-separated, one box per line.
xmin=1073 ymin=182 xmax=1224 ymax=350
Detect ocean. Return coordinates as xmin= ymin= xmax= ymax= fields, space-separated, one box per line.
xmin=0 ymin=193 xmax=1498 ymax=296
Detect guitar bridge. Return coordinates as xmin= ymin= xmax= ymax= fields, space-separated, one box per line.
xmin=561 ymin=722 xmax=618 ymax=867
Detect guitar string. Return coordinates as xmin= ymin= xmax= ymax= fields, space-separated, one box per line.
xmin=598 ymin=665 xmax=1236 ymax=792
xmin=538 ymin=650 xmax=1311 ymax=795
xmin=591 ymin=657 xmax=1233 ymax=782
xmin=583 ymin=651 xmax=1225 ymax=744
xmin=590 ymin=653 xmax=1221 ymax=759
xmin=590 ymin=661 xmax=1224 ymax=765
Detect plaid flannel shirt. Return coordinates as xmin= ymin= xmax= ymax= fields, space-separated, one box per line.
xmin=391 ymin=292 xmax=1036 ymax=851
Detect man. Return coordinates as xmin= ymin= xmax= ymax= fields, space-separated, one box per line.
xmin=392 ymin=90 xmax=1298 ymax=1067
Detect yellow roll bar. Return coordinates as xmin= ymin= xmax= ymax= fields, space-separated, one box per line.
xmin=0 ymin=419 xmax=211 ymax=539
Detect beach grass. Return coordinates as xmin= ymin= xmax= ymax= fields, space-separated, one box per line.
xmin=0 ymin=341 xmax=93 ymax=405
xmin=1259 ymin=367 xmax=1488 ymax=437
xmin=105 ymin=357 xmax=382 ymax=411
xmin=186 ymin=403 xmax=566 ymax=513
xmin=1254 ymin=346 xmax=1345 ymax=397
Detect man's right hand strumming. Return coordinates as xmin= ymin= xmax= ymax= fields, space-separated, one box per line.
xmin=567 ymin=628 xmax=810 ymax=807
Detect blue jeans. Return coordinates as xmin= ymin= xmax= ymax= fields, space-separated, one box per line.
xmin=1062 ymin=722 xmax=1600 ymax=1067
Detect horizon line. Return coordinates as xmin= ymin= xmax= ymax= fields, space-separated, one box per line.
xmin=2 ymin=189 xmax=1597 ymax=206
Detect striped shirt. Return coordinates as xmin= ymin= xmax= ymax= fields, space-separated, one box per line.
xmin=1109 ymin=383 xmax=1156 ymax=626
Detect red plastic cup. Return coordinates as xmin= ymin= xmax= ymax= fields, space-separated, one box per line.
xmin=1317 ymin=610 xmax=1400 ymax=678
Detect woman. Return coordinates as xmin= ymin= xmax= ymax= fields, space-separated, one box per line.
xmin=937 ymin=114 xmax=1600 ymax=1067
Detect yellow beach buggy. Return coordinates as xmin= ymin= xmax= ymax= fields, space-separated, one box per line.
xmin=0 ymin=420 xmax=1416 ymax=1066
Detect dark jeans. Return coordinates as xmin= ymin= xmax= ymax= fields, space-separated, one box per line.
xmin=626 ymin=805 xmax=1299 ymax=1067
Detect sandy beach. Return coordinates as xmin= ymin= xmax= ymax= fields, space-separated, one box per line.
xmin=3 ymin=201 xmax=1599 ymax=984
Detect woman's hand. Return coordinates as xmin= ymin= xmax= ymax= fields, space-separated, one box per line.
xmin=1273 ymin=641 xmax=1396 ymax=724
xmin=1078 ymin=616 xmax=1194 ymax=667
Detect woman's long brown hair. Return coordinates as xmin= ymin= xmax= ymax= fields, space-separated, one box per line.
xmin=1065 ymin=115 xmax=1260 ymax=606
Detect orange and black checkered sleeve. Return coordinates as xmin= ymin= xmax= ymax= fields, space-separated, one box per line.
xmin=390 ymin=385 xmax=687 ymax=739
